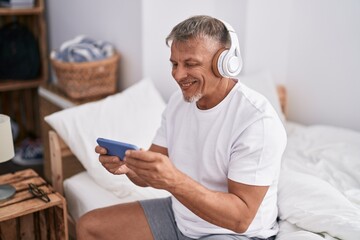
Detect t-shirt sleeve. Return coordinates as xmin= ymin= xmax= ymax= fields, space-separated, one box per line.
xmin=228 ymin=116 xmax=287 ymax=186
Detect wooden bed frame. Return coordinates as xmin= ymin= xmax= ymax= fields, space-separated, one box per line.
xmin=48 ymin=85 xmax=287 ymax=237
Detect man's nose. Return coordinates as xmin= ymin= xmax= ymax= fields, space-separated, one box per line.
xmin=172 ymin=65 xmax=188 ymax=80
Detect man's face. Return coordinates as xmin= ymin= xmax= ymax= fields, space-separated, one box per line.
xmin=170 ymin=37 xmax=222 ymax=106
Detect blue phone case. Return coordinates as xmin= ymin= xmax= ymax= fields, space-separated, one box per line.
xmin=96 ymin=138 xmax=139 ymax=160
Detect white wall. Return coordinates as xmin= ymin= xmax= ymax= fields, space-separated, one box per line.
xmin=243 ymin=0 xmax=292 ymax=84
xmin=244 ymin=0 xmax=360 ymax=131
xmin=287 ymin=0 xmax=360 ymax=131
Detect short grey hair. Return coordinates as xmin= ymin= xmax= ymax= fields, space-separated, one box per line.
xmin=166 ymin=15 xmax=229 ymax=47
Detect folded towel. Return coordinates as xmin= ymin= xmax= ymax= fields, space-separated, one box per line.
xmin=51 ymin=35 xmax=114 ymax=62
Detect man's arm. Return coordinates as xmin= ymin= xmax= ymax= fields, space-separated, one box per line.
xmin=171 ymin=173 xmax=269 ymax=233
xmin=124 ymin=147 xmax=269 ymax=233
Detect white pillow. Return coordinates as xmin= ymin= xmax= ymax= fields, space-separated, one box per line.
xmin=278 ymin=171 xmax=360 ymax=240
xmin=239 ymin=72 xmax=285 ymax=123
xmin=45 ymin=78 xmax=170 ymax=198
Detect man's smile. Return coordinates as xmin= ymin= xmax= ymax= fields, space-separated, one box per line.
xmin=179 ymin=80 xmax=198 ymax=90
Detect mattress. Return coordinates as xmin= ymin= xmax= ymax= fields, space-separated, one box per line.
xmin=64 ymin=171 xmax=124 ymax=221
xmin=64 ymin=171 xmax=170 ymax=222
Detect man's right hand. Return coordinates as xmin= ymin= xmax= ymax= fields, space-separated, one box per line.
xmin=95 ymin=145 xmax=130 ymax=175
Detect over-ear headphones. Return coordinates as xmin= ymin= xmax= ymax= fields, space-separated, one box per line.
xmin=212 ymin=20 xmax=243 ymax=78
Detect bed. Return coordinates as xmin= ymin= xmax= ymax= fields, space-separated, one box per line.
xmin=45 ymin=74 xmax=360 ymax=240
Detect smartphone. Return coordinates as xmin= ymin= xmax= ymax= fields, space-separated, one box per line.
xmin=96 ymin=137 xmax=139 ymax=160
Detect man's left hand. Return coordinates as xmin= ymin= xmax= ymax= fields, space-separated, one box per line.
xmin=124 ymin=150 xmax=182 ymax=191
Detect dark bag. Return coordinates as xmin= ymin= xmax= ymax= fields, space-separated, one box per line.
xmin=0 ymin=22 xmax=40 ymax=80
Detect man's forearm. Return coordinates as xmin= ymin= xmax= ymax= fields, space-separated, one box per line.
xmin=167 ymin=173 xmax=253 ymax=233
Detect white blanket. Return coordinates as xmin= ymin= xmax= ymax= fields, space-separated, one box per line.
xmin=277 ymin=122 xmax=360 ymax=240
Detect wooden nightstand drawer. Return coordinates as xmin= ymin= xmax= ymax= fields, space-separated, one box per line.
xmin=0 ymin=169 xmax=68 ymax=239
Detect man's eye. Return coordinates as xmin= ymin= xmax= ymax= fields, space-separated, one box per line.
xmin=186 ymin=63 xmax=198 ymax=67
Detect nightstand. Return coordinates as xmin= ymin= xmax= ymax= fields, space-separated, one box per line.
xmin=0 ymin=168 xmax=68 ymax=239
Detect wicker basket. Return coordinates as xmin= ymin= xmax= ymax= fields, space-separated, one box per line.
xmin=51 ymin=52 xmax=120 ymax=99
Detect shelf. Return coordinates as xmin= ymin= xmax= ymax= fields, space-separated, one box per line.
xmin=0 ymin=78 xmax=43 ymax=91
xmin=0 ymin=0 xmax=43 ymax=16
xmin=0 ymin=6 xmax=42 ymax=15
xmin=0 ymin=0 xmax=47 ymax=92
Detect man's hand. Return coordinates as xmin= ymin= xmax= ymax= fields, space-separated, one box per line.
xmin=95 ymin=145 xmax=130 ymax=175
xmin=124 ymin=149 xmax=183 ymax=190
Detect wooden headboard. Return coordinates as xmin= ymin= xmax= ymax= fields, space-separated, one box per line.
xmin=277 ymin=85 xmax=287 ymax=117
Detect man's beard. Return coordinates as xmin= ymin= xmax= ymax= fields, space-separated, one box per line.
xmin=183 ymin=92 xmax=203 ymax=103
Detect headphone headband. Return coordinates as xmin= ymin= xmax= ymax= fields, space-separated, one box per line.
xmin=220 ymin=20 xmax=235 ymax=33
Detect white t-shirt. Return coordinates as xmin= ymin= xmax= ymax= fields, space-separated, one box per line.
xmin=152 ymin=81 xmax=287 ymax=239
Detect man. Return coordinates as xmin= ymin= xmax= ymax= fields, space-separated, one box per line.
xmin=77 ymin=15 xmax=287 ymax=240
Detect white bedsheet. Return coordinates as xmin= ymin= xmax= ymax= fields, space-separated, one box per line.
xmin=64 ymin=121 xmax=360 ymax=239
xmin=283 ymin=121 xmax=360 ymax=206
xmin=278 ymin=122 xmax=360 ymax=240
xmin=64 ymin=171 xmax=170 ymax=222
xmin=64 ymin=171 xmax=121 ymax=222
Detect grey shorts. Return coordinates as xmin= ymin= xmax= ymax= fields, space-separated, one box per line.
xmin=139 ymin=197 xmax=275 ymax=240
